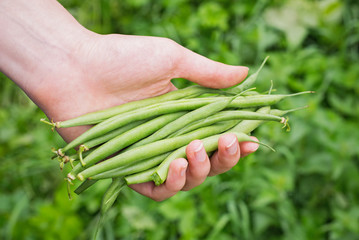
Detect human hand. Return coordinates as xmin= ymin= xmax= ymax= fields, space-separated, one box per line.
xmin=1 ymin=0 xmax=258 ymax=201
xmin=56 ymin=34 xmax=258 ymax=201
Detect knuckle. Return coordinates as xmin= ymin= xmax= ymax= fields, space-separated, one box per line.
xmin=219 ymin=156 xmax=239 ymax=169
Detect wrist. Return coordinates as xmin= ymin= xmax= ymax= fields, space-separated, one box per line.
xmin=0 ymin=0 xmax=93 ymax=111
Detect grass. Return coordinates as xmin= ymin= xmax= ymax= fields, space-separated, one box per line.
xmin=1 ymin=0 xmax=359 ymax=239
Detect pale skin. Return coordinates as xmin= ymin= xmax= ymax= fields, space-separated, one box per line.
xmin=0 ymin=0 xmax=259 ymax=201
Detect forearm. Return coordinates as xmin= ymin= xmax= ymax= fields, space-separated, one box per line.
xmin=0 ymin=0 xmax=90 ymax=109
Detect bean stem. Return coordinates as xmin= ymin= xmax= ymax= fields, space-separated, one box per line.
xmin=226 ymin=56 xmax=269 ymax=94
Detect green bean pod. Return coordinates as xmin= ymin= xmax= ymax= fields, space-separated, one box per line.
xmin=170 ymin=110 xmax=285 ymax=137
xmin=125 ymin=167 xmax=157 ymax=185
xmin=229 ymin=105 xmax=307 ymax=134
xmin=54 ymin=85 xmax=226 ymax=128
xmin=89 ymin=106 xmax=300 ymax=186
xmin=100 ymin=178 xmax=125 ymax=215
xmin=69 ymin=112 xmax=187 ymax=177
xmin=61 ymin=92 xmax=308 ymax=153
xmin=75 ymin=121 xmax=239 ymax=180
xmin=226 ymin=56 xmax=269 ymax=94
xmin=230 ymin=106 xmax=271 ymax=133
xmin=74 ymin=179 xmax=98 ymax=195
xmin=91 ymin=107 xmax=283 ymax=181
xmin=81 ymin=120 xmax=146 ymax=150
xmin=126 ymin=96 xmax=238 ymax=151
xmin=72 ymin=107 xmax=302 ymax=193
xmin=90 ymin=153 xmax=170 ymax=180
xmin=240 ymin=91 xmax=261 ymax=96
xmin=152 ymin=132 xmax=273 ymax=185
xmin=151 ymin=106 xmax=286 ymax=186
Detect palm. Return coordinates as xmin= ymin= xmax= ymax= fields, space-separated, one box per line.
xmin=40 ymin=33 xmax=255 ymax=201
xmin=50 ymin=35 xmax=178 ymax=142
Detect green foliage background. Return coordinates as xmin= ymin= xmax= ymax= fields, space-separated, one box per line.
xmin=1 ymin=0 xmax=358 ymax=239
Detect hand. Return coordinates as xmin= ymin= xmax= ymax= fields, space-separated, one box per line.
xmin=1 ymin=0 xmax=258 ymax=201
xmin=130 ymin=135 xmax=259 ymax=201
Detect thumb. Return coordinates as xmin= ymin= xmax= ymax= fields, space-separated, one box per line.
xmin=174 ymin=46 xmax=249 ymax=89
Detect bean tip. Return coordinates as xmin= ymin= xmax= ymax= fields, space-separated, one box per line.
xmin=151 ymin=173 xmax=163 ymax=186
xmin=280 ymin=117 xmax=290 ymax=132
xmin=77 ymin=174 xmax=85 ymax=181
xmin=65 ymin=178 xmax=73 ymax=200
xmin=40 ymin=118 xmax=58 ymax=131
xmin=67 ymin=173 xmax=76 ymax=181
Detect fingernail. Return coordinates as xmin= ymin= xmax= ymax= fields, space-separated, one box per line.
xmin=226 ymin=137 xmax=238 ymax=155
xmin=180 ymin=162 xmax=188 ymax=176
xmin=248 ymin=142 xmax=259 ymax=152
xmin=193 ymin=141 xmax=206 ymax=162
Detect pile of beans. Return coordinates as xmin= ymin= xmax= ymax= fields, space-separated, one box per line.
xmin=42 ymin=58 xmax=310 ymax=217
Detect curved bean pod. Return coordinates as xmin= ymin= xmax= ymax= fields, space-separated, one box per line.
xmin=226 ymin=56 xmax=269 ymax=94
xmin=125 ymin=167 xmax=157 ymax=185
xmin=61 ymin=93 xmax=309 ymax=153
xmin=90 ymin=153 xmax=169 ymax=180
xmin=82 ymin=120 xmax=146 ymax=150
xmin=100 ymin=178 xmax=125 ymax=215
xmin=54 ymin=85 xmax=225 ymax=128
xmin=152 ymin=132 xmax=273 ymax=185
xmin=69 ymin=112 xmax=187 ymax=176
xmin=75 ymin=121 xmax=239 ymax=180
xmin=125 ymin=96 xmax=237 ymax=151
xmin=170 ymin=109 xmax=285 ymax=137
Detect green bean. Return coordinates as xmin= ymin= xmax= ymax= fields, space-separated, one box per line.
xmin=229 ymin=106 xmax=307 ymax=134
xmin=93 ymin=178 xmax=126 ymax=238
xmin=81 ymin=120 xmax=146 ymax=150
xmin=226 ymin=56 xmax=269 ymax=94
xmin=75 ymin=120 xmax=147 ymax=167
xmin=60 ymin=92 xmax=309 ymax=153
xmin=269 ymin=105 xmax=308 ymax=116
xmin=68 ymin=112 xmax=187 ymax=178
xmin=76 ymin=121 xmax=239 ymax=180
xmin=74 ymin=179 xmax=98 ymax=195
xmin=87 ymin=154 xmax=168 ymax=198
xmin=58 ymin=120 xmax=145 ymax=162
xmin=125 ymin=96 xmax=238 ymax=151
xmin=77 ymin=154 xmax=168 ymax=193
xmin=240 ymin=91 xmax=261 ymax=96
xmin=124 ymin=167 xmax=157 ymax=185
xmin=50 ymin=85 xmax=226 ymax=128
xmin=230 ymin=106 xmax=271 ymax=133
xmin=100 ymin=178 xmax=125 ymax=215
xmin=152 ymin=132 xmax=274 ymax=185
xmin=90 ymin=153 xmax=169 ymax=180
xmin=169 ymin=110 xmax=286 ymax=137
xmin=151 ymin=106 xmax=282 ymax=185
xmin=76 ymin=106 xmax=303 ymax=194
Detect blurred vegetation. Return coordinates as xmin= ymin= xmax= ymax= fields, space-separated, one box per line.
xmin=1 ymin=0 xmax=359 ymax=239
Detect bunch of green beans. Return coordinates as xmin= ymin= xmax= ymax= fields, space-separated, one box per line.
xmin=41 ymin=58 xmax=311 ymax=233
